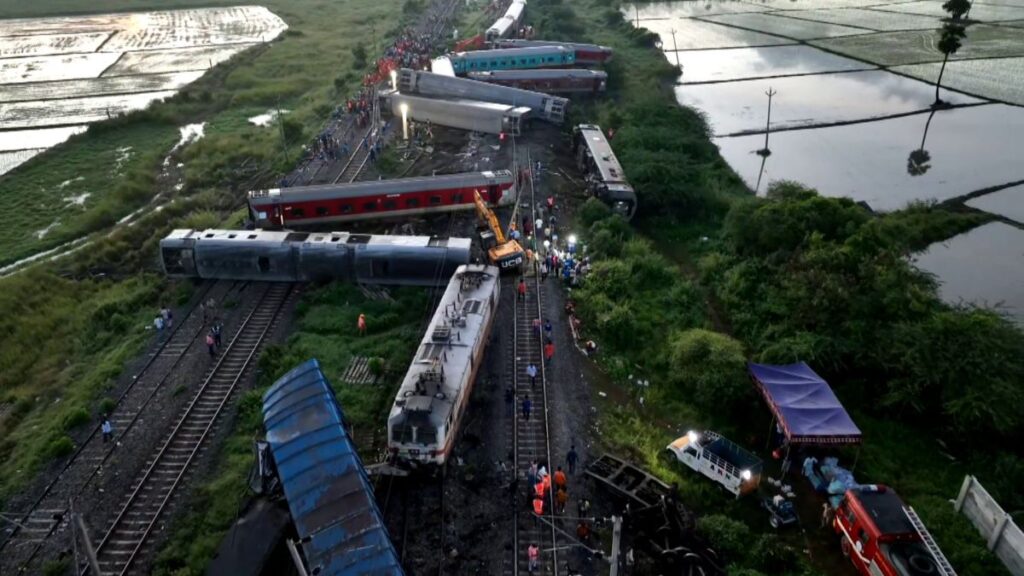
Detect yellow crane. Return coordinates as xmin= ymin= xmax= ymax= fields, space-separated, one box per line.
xmin=473 ymin=190 xmax=525 ymax=272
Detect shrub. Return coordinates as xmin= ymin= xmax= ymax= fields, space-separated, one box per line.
xmin=667 ymin=329 xmax=748 ymax=411
xmin=369 ymin=358 xmax=384 ymax=376
xmin=697 ymin=514 xmax=750 ymax=561
xmin=62 ymin=406 xmax=91 ymax=431
xmin=45 ymin=436 xmax=74 ymax=458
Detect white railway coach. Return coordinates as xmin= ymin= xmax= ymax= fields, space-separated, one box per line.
xmin=387 ymin=264 xmax=500 ymax=466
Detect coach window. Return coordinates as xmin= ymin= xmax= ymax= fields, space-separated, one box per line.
xmin=292 ymin=207 xmax=305 ymax=218
xmin=363 ymin=201 xmax=376 ymax=211
xmin=258 ymin=257 xmax=270 ymax=273
xmin=384 ymin=200 xmax=397 ymax=210
xmin=315 ymin=206 xmax=329 ymax=216
xmin=452 ymin=193 xmax=463 ymax=204
xmin=406 ymin=198 xmax=420 ymax=208
xmin=340 ymin=204 xmax=353 ymax=213
xmin=491 ymin=61 xmax=497 ymax=67
xmin=430 ymin=196 xmax=442 ymax=206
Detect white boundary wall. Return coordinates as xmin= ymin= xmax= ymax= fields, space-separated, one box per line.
xmin=954 ymin=475 xmax=1024 ymax=576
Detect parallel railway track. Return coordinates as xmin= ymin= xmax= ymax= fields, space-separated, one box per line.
xmin=0 ymin=281 xmax=234 ymax=574
xmin=87 ymin=282 xmax=295 ymax=576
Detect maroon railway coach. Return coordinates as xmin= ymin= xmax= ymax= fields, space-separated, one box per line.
xmin=249 ymin=170 xmax=516 ymax=229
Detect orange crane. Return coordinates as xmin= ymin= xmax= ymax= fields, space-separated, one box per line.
xmin=473 ymin=190 xmax=524 ymax=272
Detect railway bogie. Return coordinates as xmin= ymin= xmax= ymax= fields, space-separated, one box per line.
xmin=161 ymin=229 xmax=471 ymax=286
xmin=573 ymin=123 xmax=637 ymax=218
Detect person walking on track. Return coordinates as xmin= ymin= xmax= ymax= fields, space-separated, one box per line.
xmin=526 ymin=363 xmax=538 ymax=388
xmin=206 ymin=331 xmax=216 ymax=358
xmin=544 ymin=340 xmax=555 ymax=364
xmin=517 ymin=278 xmax=527 ymax=300
xmin=553 ymin=466 xmax=567 ymax=492
xmin=101 ymin=416 xmax=113 ymax=443
xmin=522 ymin=394 xmax=532 ymax=420
xmin=567 ymin=445 xmax=579 ymax=474
xmin=213 ymin=322 xmax=223 ymax=349
xmin=528 ymin=543 xmax=539 ymax=573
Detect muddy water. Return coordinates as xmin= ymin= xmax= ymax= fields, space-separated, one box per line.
xmin=677 ymin=69 xmax=982 ymax=135
xmin=716 ymin=103 xmax=1024 ymax=210
xmin=913 ymin=222 xmax=1024 ymax=326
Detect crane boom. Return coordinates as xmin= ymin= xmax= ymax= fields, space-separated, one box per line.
xmin=474 ymin=190 xmax=508 ymax=244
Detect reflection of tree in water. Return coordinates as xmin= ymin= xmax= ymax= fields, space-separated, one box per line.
xmin=754 ymin=153 xmax=769 ymax=193
xmin=907 ymin=109 xmax=938 ymax=177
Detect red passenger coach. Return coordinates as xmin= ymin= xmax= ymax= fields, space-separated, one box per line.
xmin=249 ymin=170 xmax=516 ymax=229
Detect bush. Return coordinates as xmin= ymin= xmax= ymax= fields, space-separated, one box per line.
xmin=42 ymin=559 xmax=70 ymax=576
xmin=45 ymin=435 xmax=74 ymax=458
xmin=62 ymin=406 xmax=91 ymax=431
xmin=667 ymin=329 xmax=748 ymax=411
xmin=369 ymin=357 xmax=384 ymax=376
xmin=352 ymin=45 xmax=368 ymax=69
xmin=697 ymin=514 xmax=750 ymax=561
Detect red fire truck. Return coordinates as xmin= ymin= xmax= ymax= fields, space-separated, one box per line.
xmin=833 ymin=485 xmax=957 ymax=576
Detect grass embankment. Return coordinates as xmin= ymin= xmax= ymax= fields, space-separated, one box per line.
xmin=153 ymin=283 xmax=427 ymax=576
xmin=527 ymin=0 xmax=1022 ymax=574
xmin=0 ymin=0 xmax=410 ymax=504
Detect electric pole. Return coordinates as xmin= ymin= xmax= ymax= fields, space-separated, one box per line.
xmin=670 ymin=29 xmax=680 ymax=68
xmin=758 ymin=87 xmax=777 ymax=157
xmin=276 ymin=97 xmax=290 ymax=164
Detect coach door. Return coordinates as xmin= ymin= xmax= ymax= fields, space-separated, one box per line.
xmin=488 ymin=184 xmax=499 ymax=205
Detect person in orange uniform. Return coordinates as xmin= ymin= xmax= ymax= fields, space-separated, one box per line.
xmin=553 ymin=466 xmax=567 ymax=492
xmin=357 ymin=313 xmax=367 ymax=336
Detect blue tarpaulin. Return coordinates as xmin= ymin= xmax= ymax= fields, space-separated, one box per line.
xmin=263 ymin=359 xmax=404 ymax=576
xmin=748 ymin=362 xmax=862 ymax=445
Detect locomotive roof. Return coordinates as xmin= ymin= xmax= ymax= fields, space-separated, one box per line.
xmin=849 ymin=487 xmax=916 ymax=536
xmin=167 ymin=228 xmax=471 ymax=250
xmin=452 ymin=45 xmax=571 ymax=59
xmin=577 ymin=124 xmax=628 ymax=184
xmin=249 ymin=170 xmax=511 ymax=204
xmin=262 ymin=360 xmax=402 ymax=575
xmin=469 ymin=69 xmax=607 ymax=80
xmin=390 ymin=265 xmax=499 ymax=427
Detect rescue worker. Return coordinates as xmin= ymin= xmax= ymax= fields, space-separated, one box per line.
xmin=517 ymin=278 xmax=527 ymax=300
xmin=556 ymin=486 xmax=568 ymax=514
xmin=553 ymin=466 xmax=567 ymax=492
xmin=358 ymin=313 xmax=367 ymax=336
xmin=544 ymin=340 xmax=555 ymax=364
xmin=532 ymin=495 xmax=544 ymax=524
xmin=577 ymin=520 xmax=591 ymax=543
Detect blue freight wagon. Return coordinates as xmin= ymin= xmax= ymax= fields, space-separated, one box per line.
xmin=262 ymin=359 xmax=404 ymax=576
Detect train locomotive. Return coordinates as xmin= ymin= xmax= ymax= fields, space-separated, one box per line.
xmin=573 ymin=124 xmax=637 ymax=219
xmin=160 ymin=228 xmax=471 ymax=287
xmin=387 ymin=264 xmax=499 ymax=465
xmin=248 ymin=170 xmax=516 ymax=229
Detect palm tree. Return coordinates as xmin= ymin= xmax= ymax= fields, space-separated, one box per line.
xmin=934 ymin=23 xmax=966 ymax=106
xmin=942 ymin=0 xmax=972 ymax=20
xmin=907 ymin=109 xmax=937 ymax=176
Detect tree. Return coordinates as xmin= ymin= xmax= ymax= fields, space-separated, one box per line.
xmin=667 ymin=329 xmax=748 ymax=410
xmin=934 ymin=23 xmax=966 ymax=106
xmin=934 ymin=0 xmax=971 ymax=105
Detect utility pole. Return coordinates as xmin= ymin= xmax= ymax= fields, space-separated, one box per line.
xmin=634 ymin=4 xmax=639 ymax=27
xmin=758 ymin=87 xmax=777 ymax=157
xmin=71 ymin=499 xmax=102 ymax=576
xmin=670 ymin=29 xmax=680 ymax=68
xmin=609 ymin=515 xmax=623 ymax=576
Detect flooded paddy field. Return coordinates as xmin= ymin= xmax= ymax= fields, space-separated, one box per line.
xmin=0 ymin=6 xmax=286 ymax=176
xmin=677 ymin=70 xmax=980 ymax=135
xmin=677 ymin=44 xmax=872 ymax=82
xmin=914 ymin=222 xmax=1024 ymax=326
xmin=627 ymin=0 xmax=1024 ymax=323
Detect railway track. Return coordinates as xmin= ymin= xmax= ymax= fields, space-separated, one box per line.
xmin=87 ymin=282 xmax=295 ymax=576
xmin=0 ymin=281 xmax=239 ymax=574
xmin=509 ymin=152 xmax=560 ymax=576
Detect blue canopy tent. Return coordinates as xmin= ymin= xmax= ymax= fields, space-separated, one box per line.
xmin=748 ymin=362 xmax=862 ymax=446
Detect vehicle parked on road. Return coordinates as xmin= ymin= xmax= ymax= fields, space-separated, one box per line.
xmin=666 ymin=430 xmax=762 ymax=498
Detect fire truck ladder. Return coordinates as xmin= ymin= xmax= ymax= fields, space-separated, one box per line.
xmin=903 ymin=506 xmax=958 ymax=576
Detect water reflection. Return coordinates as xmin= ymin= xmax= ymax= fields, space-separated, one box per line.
xmin=715 ymin=104 xmax=1024 ymax=211
xmin=675 ymin=44 xmax=871 ymax=83
xmin=913 ymin=222 xmax=1024 ymax=326
xmin=676 ymin=70 xmax=980 ymax=135
xmin=906 ymin=109 xmax=937 ymax=176
xmin=965 ymin=184 xmax=1024 ymax=224
xmin=640 ymin=18 xmax=793 ymax=50
xmin=623 ymin=1 xmax=772 ymax=21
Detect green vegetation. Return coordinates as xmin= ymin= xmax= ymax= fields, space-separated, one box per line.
xmin=528 ymin=0 xmax=1021 ymax=574
xmin=153 ymin=283 xmax=427 ymax=576
xmin=0 ymin=0 xmax=410 ymax=504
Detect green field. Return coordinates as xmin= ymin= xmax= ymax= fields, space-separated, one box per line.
xmin=0 ymin=0 xmax=409 ymax=502
xmin=893 ymin=56 xmax=1024 ymax=105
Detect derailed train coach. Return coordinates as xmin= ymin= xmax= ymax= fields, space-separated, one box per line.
xmin=160 ymin=229 xmax=470 ymax=287
xmin=248 ymin=170 xmax=516 ymax=229
xmin=573 ymin=124 xmax=637 ymax=219
xmin=387 ymin=264 xmax=499 ymax=466
xmin=491 ymin=39 xmax=613 ymax=65
xmin=467 ymin=69 xmax=607 ymax=95
xmin=448 ymin=46 xmax=575 ymax=75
